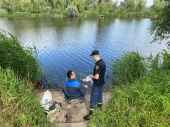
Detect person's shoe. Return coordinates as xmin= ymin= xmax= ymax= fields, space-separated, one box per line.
xmin=65 ymin=99 xmax=71 ymax=104
xmin=83 ymin=115 xmax=90 ymax=120
xmin=80 ymin=98 xmax=86 ymax=103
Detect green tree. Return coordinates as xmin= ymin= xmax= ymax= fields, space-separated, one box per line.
xmin=47 ymin=0 xmax=64 ymax=13
xmin=0 ymin=0 xmax=13 ymax=13
xmin=87 ymin=0 xmax=98 ymax=10
xmin=17 ymin=0 xmax=31 ymax=12
xmin=125 ymin=0 xmax=135 ymax=12
xmin=107 ymin=1 xmax=115 ymax=13
xmin=70 ymin=0 xmax=86 ymax=13
xmin=136 ymin=0 xmax=146 ymax=12
xmin=120 ymin=1 xmax=128 ymax=11
xmin=99 ymin=0 xmax=115 ymax=14
xmin=150 ymin=0 xmax=170 ymax=46
xmin=151 ymin=0 xmax=164 ymax=12
xmin=99 ymin=1 xmax=108 ymax=14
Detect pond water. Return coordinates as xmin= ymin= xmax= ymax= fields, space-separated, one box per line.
xmin=0 ymin=17 xmax=167 ymax=88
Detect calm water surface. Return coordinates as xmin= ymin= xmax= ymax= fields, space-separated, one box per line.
xmin=0 ymin=17 xmax=167 ymax=88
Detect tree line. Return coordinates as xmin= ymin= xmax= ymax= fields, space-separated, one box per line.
xmin=0 ymin=0 xmax=165 ymax=14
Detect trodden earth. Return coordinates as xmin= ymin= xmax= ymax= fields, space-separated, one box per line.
xmin=35 ymin=89 xmax=112 ymax=127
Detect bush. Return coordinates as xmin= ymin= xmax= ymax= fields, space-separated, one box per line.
xmin=112 ymin=51 xmax=146 ymax=85
xmin=66 ymin=5 xmax=78 ymax=17
xmin=0 ymin=30 xmax=40 ymax=83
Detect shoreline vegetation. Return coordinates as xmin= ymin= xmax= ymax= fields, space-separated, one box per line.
xmin=0 ymin=28 xmax=169 ymax=126
xmin=0 ymin=11 xmax=157 ymax=18
xmin=0 ymin=0 xmax=162 ymax=19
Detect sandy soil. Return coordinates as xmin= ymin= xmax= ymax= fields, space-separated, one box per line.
xmin=35 ymin=89 xmax=112 ymax=127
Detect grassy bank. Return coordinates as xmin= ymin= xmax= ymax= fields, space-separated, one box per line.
xmin=0 ymin=11 xmax=157 ymax=18
xmin=0 ymin=30 xmax=40 ymax=83
xmin=90 ymin=50 xmax=170 ymax=126
xmin=0 ymin=12 xmax=65 ymax=18
xmin=0 ymin=30 xmax=49 ymax=126
xmin=0 ymin=67 xmax=49 ymax=126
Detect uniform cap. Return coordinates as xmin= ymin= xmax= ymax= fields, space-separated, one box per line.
xmin=90 ymin=50 xmax=99 ymax=56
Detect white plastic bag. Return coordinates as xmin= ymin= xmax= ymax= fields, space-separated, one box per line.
xmin=86 ymin=75 xmax=93 ymax=84
xmin=41 ymin=90 xmax=52 ymax=107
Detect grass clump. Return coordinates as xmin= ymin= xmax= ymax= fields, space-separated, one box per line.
xmin=90 ymin=50 xmax=170 ymax=127
xmin=0 ymin=67 xmax=49 ymax=126
xmin=0 ymin=29 xmax=40 ymax=83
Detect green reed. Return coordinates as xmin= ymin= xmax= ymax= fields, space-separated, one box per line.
xmin=112 ymin=51 xmax=146 ymax=85
xmin=0 ymin=67 xmax=49 ymax=126
xmin=0 ymin=30 xmax=40 ymax=83
xmin=90 ymin=50 xmax=170 ymax=127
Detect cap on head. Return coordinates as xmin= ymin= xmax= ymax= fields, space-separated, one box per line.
xmin=90 ymin=50 xmax=99 ymax=56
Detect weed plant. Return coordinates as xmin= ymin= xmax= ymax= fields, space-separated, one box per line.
xmin=90 ymin=50 xmax=170 ymax=127
xmin=0 ymin=30 xmax=40 ymax=83
xmin=0 ymin=67 xmax=49 ymax=126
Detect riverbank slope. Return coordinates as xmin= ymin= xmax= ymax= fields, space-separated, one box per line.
xmin=35 ymin=89 xmax=112 ymax=127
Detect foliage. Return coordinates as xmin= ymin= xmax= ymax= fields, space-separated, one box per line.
xmin=0 ymin=0 xmax=156 ymax=17
xmin=83 ymin=10 xmax=98 ymax=16
xmin=136 ymin=0 xmax=147 ymax=12
xmin=147 ymin=49 xmax=170 ymax=72
xmin=90 ymin=50 xmax=170 ymax=127
xmin=70 ymin=0 xmax=86 ymax=13
xmin=150 ymin=0 xmax=170 ymax=46
xmin=99 ymin=0 xmax=115 ymax=14
xmin=0 ymin=30 xmax=41 ymax=83
xmin=0 ymin=67 xmax=49 ymax=126
xmin=151 ymin=0 xmax=164 ymax=12
xmin=66 ymin=5 xmax=78 ymax=17
xmin=112 ymin=51 xmax=146 ymax=85
xmin=0 ymin=0 xmax=13 ymax=13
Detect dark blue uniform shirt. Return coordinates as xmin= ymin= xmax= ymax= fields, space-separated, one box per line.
xmin=93 ymin=59 xmax=106 ymax=86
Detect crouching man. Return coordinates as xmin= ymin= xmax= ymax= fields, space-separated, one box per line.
xmin=63 ymin=70 xmax=88 ymax=104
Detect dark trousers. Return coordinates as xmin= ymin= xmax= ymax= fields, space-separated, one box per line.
xmin=62 ymin=87 xmax=84 ymax=100
xmin=89 ymin=85 xmax=103 ymax=115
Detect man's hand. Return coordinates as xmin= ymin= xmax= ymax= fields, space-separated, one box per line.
xmin=90 ymin=74 xmax=99 ymax=80
xmin=82 ymin=78 xmax=87 ymax=82
xmin=84 ymin=85 xmax=88 ymax=88
xmin=89 ymin=75 xmax=93 ymax=79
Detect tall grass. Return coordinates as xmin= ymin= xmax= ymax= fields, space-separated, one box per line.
xmin=0 ymin=30 xmax=40 ymax=83
xmin=90 ymin=50 xmax=170 ymax=127
xmin=0 ymin=30 xmax=50 ymax=126
xmin=112 ymin=51 xmax=146 ymax=85
xmin=0 ymin=67 xmax=49 ymax=126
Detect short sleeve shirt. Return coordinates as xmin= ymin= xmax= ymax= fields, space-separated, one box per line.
xmin=93 ymin=59 xmax=106 ymax=86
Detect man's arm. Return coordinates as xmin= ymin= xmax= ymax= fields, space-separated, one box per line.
xmin=90 ymin=74 xmax=99 ymax=80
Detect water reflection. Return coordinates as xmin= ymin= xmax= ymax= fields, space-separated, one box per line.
xmin=0 ymin=17 xmax=167 ymax=88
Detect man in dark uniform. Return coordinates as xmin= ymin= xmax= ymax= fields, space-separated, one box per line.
xmin=83 ymin=50 xmax=106 ymax=120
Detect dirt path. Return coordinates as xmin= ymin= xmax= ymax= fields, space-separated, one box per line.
xmin=35 ymin=89 xmax=112 ymax=127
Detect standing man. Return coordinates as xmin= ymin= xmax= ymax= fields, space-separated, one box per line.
xmin=83 ymin=50 xmax=106 ymax=120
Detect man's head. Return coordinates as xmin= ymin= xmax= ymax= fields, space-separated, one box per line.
xmin=90 ymin=50 xmax=100 ymax=61
xmin=67 ymin=70 xmax=76 ymax=80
